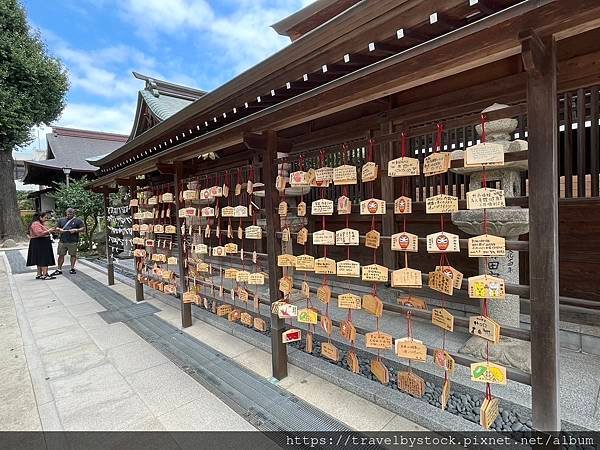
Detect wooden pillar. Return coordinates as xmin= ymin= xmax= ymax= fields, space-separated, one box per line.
xmin=102 ymin=188 xmax=115 ymax=286
xmin=379 ymin=121 xmax=396 ymax=270
xmin=173 ymin=167 xmax=192 ymax=328
xmin=521 ymin=31 xmax=560 ymax=431
xmin=129 ymin=179 xmax=144 ymax=302
xmin=262 ymin=129 xmax=288 ymax=380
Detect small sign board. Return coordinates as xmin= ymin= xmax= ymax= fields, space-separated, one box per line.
xmin=397 ymin=371 xmax=425 ymax=398
xmin=335 ymin=228 xmax=359 ymax=246
xmin=336 ymin=259 xmax=361 ymax=278
xmin=313 ymin=230 xmax=335 ymax=246
xmin=468 ymin=234 xmax=506 ymax=257
xmin=360 ymin=198 xmax=386 ymax=215
xmin=365 ymin=331 xmax=393 ymax=350
xmin=468 ymin=275 xmax=505 ymax=299
xmin=333 ymin=165 xmax=358 ymax=185
xmin=469 ymin=315 xmax=501 ymax=343
xmin=314 ymin=257 xmax=336 ymax=274
xmin=428 ymin=270 xmax=454 ymax=296
xmin=426 ymin=194 xmax=459 ymax=214
xmin=388 ymin=157 xmax=420 ymax=177
xmin=423 ymin=152 xmax=450 ymax=176
xmin=395 ymin=338 xmax=427 ymax=362
xmin=362 ymin=294 xmax=383 ymax=317
xmin=470 ymin=361 xmax=507 ymax=385
xmin=426 ymin=232 xmax=460 ymax=253
xmin=466 ymin=187 xmax=506 ymax=210
xmin=464 ymin=142 xmax=504 ymax=167
xmin=394 ymin=196 xmax=412 ymax=214
xmin=311 ymin=199 xmax=334 ymax=215
xmin=391 ymin=232 xmax=418 ymax=252
xmin=431 ymin=308 xmax=454 ymax=332
xmin=391 ymin=268 xmax=422 ymax=288
xmin=337 ymin=293 xmax=362 ymax=309
xmin=361 ymin=264 xmax=388 ymax=283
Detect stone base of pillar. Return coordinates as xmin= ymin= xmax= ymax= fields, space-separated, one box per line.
xmin=459 ymin=335 xmax=531 ymax=373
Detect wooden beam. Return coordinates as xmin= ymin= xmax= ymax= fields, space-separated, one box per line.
xmin=379 ymin=121 xmax=395 ymax=271
xmin=522 ymin=31 xmax=560 ymax=432
xmin=102 ymin=190 xmax=114 ymax=286
xmin=173 ymin=167 xmax=192 ymax=328
xmin=262 ymin=129 xmax=288 ymax=380
xmin=129 ymin=178 xmax=144 ymax=302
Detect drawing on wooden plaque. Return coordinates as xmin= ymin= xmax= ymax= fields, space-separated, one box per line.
xmin=278 ymin=304 xmax=298 ymax=319
xmin=360 ymin=198 xmax=386 ymax=215
xmin=469 ymin=315 xmax=501 ymax=343
xmin=468 ymin=234 xmax=506 ymax=257
xmin=397 ymin=371 xmax=425 ymax=398
xmin=337 ymin=195 xmax=352 ymax=215
xmin=426 ymin=232 xmax=460 ymax=253
xmin=394 ymin=196 xmax=412 ymax=214
xmin=388 ymin=157 xmax=420 ymax=177
xmin=228 ymin=309 xmax=241 ymax=322
xmin=464 ymin=142 xmax=504 ymax=167
xmin=466 ymin=187 xmax=506 ymax=210
xmin=336 ymin=259 xmax=361 ymax=278
xmin=423 ymin=152 xmax=450 ymax=176
xmin=370 ymin=359 xmax=389 ymax=385
xmin=431 ymin=308 xmax=454 ymax=332
xmin=289 ymin=170 xmax=309 ymax=186
xmin=391 ymin=232 xmax=418 ymax=252
xmin=468 ymin=275 xmax=505 ymax=299
xmin=297 ymin=308 xmax=318 ymax=324
xmin=282 ymin=329 xmax=302 ymax=344
xmin=470 ymin=361 xmax=507 ymax=385
xmin=391 ymin=268 xmax=422 ymax=288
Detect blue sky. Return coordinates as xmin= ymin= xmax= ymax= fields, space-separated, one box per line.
xmin=17 ymin=0 xmax=315 ymax=158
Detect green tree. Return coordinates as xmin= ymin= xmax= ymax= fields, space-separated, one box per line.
xmin=52 ymin=177 xmax=103 ymax=251
xmin=0 ymin=0 xmax=69 ymax=239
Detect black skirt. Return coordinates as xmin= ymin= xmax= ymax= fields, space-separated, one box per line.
xmin=27 ymin=237 xmax=55 ymax=267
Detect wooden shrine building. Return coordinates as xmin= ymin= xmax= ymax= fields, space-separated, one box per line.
xmin=90 ymin=0 xmax=600 ymax=432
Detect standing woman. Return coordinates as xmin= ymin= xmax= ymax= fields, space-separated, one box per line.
xmin=26 ymin=211 xmax=57 ymax=279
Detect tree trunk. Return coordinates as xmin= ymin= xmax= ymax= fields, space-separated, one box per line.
xmin=0 ymin=150 xmax=25 ymax=239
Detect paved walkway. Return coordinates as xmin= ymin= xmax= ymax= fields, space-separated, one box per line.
xmin=0 ymin=250 xmax=424 ymax=432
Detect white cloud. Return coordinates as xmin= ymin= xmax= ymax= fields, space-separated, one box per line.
xmin=57 ymin=102 xmax=135 ymax=135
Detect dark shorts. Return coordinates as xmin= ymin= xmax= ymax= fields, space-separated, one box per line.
xmin=58 ymin=242 xmax=78 ymax=256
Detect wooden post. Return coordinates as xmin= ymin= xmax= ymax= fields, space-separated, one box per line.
xmin=521 ymin=31 xmax=560 ymax=431
xmin=379 ymin=121 xmax=396 ymax=270
xmin=129 ymin=179 xmax=144 ymax=302
xmin=262 ymin=129 xmax=288 ymax=380
xmin=173 ymin=167 xmax=192 ymax=328
xmin=102 ymin=188 xmax=115 ymax=286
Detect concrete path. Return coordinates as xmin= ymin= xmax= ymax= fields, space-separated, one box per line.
xmin=1 ymin=250 xmax=424 ymax=432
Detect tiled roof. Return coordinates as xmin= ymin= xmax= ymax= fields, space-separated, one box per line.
xmin=139 ymin=89 xmax=194 ymax=121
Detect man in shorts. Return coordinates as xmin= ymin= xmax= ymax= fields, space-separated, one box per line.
xmin=51 ymin=208 xmax=85 ymax=275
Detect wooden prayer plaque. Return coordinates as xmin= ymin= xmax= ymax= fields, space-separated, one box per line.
xmin=277 ymin=254 xmax=297 ymax=267
xmin=337 ymin=293 xmax=362 ymax=309
xmin=311 ymin=199 xmax=334 ymax=215
xmin=162 ymin=192 xmax=174 ymax=202
xmin=388 ymin=157 xmax=420 ymax=177
xmin=234 ymin=183 xmax=242 ymax=196
xmin=297 ymin=201 xmax=307 ymax=217
xmin=224 ymin=268 xmax=238 ymax=279
xmin=200 ymin=188 xmax=210 ymax=200
xmin=313 ymin=230 xmax=335 ymax=246
xmin=234 ymin=205 xmax=248 ymax=217
xmin=222 ymin=183 xmax=229 ymax=197
xmin=201 ymin=207 xmax=215 ymax=217
xmin=133 ymin=249 xmax=146 ymax=258
xmin=315 ymin=257 xmax=336 ymax=274
xmin=464 ymin=142 xmax=504 ymax=167
xmin=278 ymin=201 xmax=288 ymax=217
xmin=365 ymin=230 xmax=381 ymax=249
xmin=435 ymin=265 xmax=463 ymax=289
xmin=217 ymin=304 xmax=233 ymax=317
xmin=305 ymin=332 xmax=313 ymax=353
xmin=425 ymin=194 xmax=459 ymax=214
xmin=336 ymin=259 xmax=360 ymax=278
xmin=347 ymin=351 xmax=360 ymax=374
xmin=394 ymin=196 xmax=412 ymax=214
xmin=426 ymin=232 xmax=460 ymax=253
xmin=271 ymin=301 xmax=285 ymax=315
xmin=132 ymin=224 xmax=140 ymax=232
xmin=278 ymin=303 xmax=298 ymax=319
xmin=333 ymin=165 xmax=358 ymax=185
xmin=225 ymin=242 xmax=238 ymax=254
xmin=337 ymin=196 xmax=352 ymax=215
xmin=441 ymin=380 xmax=451 ymax=411
xmin=340 ymin=320 xmax=357 ymax=343
xmin=320 ymin=315 xmax=333 ymax=335
xmin=428 ymin=270 xmax=454 ymax=296
xmin=178 ymin=207 xmax=197 ymax=218
xmin=361 ymin=264 xmax=388 ymax=283
xmin=183 ymin=189 xmax=198 ymax=201
xmin=468 ymin=275 xmax=505 ymax=299
xmin=151 ymin=224 xmax=163 ymax=234
xmin=391 ymin=232 xmax=418 ymax=252
xmin=212 ymin=246 xmax=226 ymax=257
xmin=237 ymin=226 xmax=243 ymax=240
xmin=129 ymin=199 xmax=139 ymax=207
xmin=297 ymin=227 xmax=309 ymax=245
xmin=248 ymin=272 xmax=265 ymax=285
xmin=362 ymin=294 xmax=383 ymax=317
xmin=289 ymin=170 xmax=309 ymax=186
xmin=145 ymin=239 xmax=155 ymax=247
xmin=397 ymin=371 xmax=425 ymax=398
xmin=238 ymin=288 xmax=249 ymax=303
xmin=210 ymin=186 xmax=223 ymax=198
xmin=275 ymin=175 xmax=286 ymax=192
xmin=365 ymin=331 xmax=393 ymax=350
xmin=361 ymin=162 xmax=378 ymax=182
xmin=246 ymin=180 xmax=253 ymax=195
xmin=282 ymin=328 xmax=302 ymax=344
xmin=391 ymin=268 xmax=422 ymax=288
xmin=164 ymin=225 xmax=177 ymax=234
xmin=228 ymin=309 xmax=241 ymax=322
xmin=423 ymin=152 xmax=450 ymax=176
xmin=301 ymin=281 xmax=310 ymax=299
xmin=335 ymin=228 xmax=359 ymax=246
xmin=470 ymin=361 xmax=507 ymax=385
xmin=321 ymin=342 xmax=340 ymax=361
xmin=182 ymin=291 xmax=197 ymax=304
xmin=147 ymin=196 xmax=158 ymax=205
xmin=254 ymin=318 xmax=267 ymax=332
xmin=245 ymin=225 xmax=262 ymax=240
xmin=433 ymin=349 xmax=455 ymax=373
xmin=395 ymin=338 xmax=428 ymax=362
xmin=480 ymin=397 xmax=500 ymax=430
xmin=317 ymin=285 xmax=332 ymax=304
xmin=278 ymin=275 xmax=293 ymax=294
xmin=297 ymin=308 xmax=318 ymax=324
xmin=431 ymin=308 xmax=454 ymax=332
xmin=295 ymin=254 xmax=315 ymax=271
xmin=315 ymin=166 xmax=333 ymax=183
xmin=468 ymin=234 xmax=506 ymax=257
xmin=370 ymin=359 xmax=389 ymax=385
xmin=167 ymin=256 xmax=178 ymax=266
xmin=469 ymin=315 xmax=501 ymax=343
xmin=240 ymin=312 xmax=253 ymax=326
xmin=360 ymin=198 xmax=386 ymax=215
xmin=466 ymin=187 xmax=506 ymax=210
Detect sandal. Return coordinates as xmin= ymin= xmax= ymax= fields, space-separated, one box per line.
xmin=41 ymin=275 xmax=56 ymax=280
xmin=69 ymin=269 xmax=76 ymax=274
xmin=35 ymin=275 xmax=42 ymax=280
xmin=50 ymin=270 xmax=62 ymax=276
